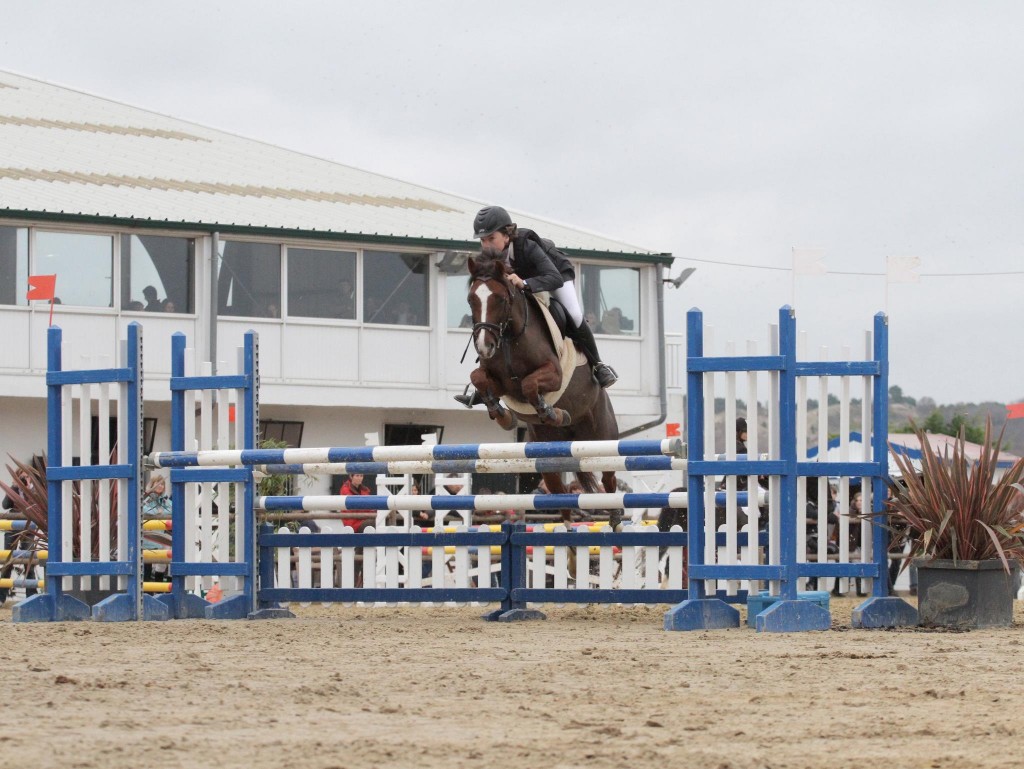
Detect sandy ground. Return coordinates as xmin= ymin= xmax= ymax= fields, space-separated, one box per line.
xmin=2 ymin=595 xmax=1023 ymax=769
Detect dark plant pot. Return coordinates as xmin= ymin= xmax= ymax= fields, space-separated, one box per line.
xmin=915 ymin=558 xmax=1018 ymax=629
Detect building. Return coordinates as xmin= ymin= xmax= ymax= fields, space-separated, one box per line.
xmin=0 ymin=70 xmax=679 ymax=495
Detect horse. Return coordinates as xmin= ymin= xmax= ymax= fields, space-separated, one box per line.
xmin=465 ymin=254 xmax=622 ymax=527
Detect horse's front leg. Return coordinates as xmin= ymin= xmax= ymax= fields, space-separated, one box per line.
xmin=469 ymin=369 xmax=517 ymax=431
xmin=521 ymin=363 xmax=570 ymax=427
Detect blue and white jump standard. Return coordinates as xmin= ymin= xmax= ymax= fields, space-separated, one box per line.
xmin=663 ymin=307 xmax=918 ymax=632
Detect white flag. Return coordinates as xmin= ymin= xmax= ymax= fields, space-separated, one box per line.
xmin=792 ymin=248 xmax=826 ymax=276
xmin=887 ymin=256 xmax=921 ymax=284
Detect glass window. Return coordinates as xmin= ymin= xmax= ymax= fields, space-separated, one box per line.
xmin=217 ymin=240 xmax=281 ymax=318
xmin=579 ymin=264 xmax=640 ymax=336
xmin=260 ymin=420 xmax=304 ymax=447
xmin=35 ymin=231 xmax=113 ymax=308
xmin=363 ymin=250 xmax=429 ymax=326
xmin=446 ymin=270 xmax=474 ymax=329
xmin=287 ymin=247 xmax=356 ymax=320
xmin=120 ymin=234 xmax=195 ymax=313
xmin=0 ymin=226 xmax=28 ymax=306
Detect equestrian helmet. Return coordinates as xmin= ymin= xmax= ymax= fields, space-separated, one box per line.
xmin=473 ymin=206 xmax=513 ymax=239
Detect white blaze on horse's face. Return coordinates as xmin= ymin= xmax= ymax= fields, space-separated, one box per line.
xmin=473 ymin=281 xmax=498 ymax=359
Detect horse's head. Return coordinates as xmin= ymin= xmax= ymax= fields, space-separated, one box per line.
xmin=467 ymin=254 xmax=516 ymax=360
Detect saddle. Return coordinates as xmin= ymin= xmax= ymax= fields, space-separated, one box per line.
xmin=499 ymin=292 xmax=586 ymax=417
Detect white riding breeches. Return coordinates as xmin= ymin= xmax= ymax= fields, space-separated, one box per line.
xmin=552 ymin=280 xmax=583 ymax=327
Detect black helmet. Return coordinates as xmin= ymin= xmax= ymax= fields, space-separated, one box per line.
xmin=736 ymin=417 xmax=747 ymax=434
xmin=473 ymin=206 xmax=513 ymax=239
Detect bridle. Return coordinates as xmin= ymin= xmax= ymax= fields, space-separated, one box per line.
xmin=462 ymin=275 xmax=530 ymax=367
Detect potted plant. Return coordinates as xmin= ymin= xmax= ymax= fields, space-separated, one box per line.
xmin=888 ymin=418 xmax=1024 ymax=628
xmin=0 ymin=453 xmax=121 ymax=606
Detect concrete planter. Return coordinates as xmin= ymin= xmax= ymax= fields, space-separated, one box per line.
xmin=915 ymin=558 xmax=1018 ymax=629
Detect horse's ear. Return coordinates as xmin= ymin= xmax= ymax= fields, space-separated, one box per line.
xmin=468 ymin=256 xmax=477 ymax=274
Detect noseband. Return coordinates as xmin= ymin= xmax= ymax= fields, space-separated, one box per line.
xmin=471 ymin=277 xmax=529 ymax=350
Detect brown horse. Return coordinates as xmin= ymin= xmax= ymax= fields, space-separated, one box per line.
xmin=465 ymin=254 xmax=621 ymax=526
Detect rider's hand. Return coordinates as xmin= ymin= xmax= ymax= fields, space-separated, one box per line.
xmin=509 ymin=275 xmax=526 ymax=290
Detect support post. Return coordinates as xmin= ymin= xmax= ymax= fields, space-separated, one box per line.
xmin=665 ymin=308 xmax=740 ymax=631
xmin=483 ymin=522 xmax=544 ymax=622
xmin=852 ymin=312 xmax=918 ymax=628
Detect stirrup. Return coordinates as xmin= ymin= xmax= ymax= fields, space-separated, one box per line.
xmin=594 ymin=363 xmax=618 ymax=388
xmin=454 ymin=388 xmax=484 ymax=408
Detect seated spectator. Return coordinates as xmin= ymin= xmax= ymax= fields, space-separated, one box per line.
xmin=142 ymin=474 xmax=171 ymax=517
xmin=393 ymin=301 xmax=417 ymax=325
xmin=600 ymin=308 xmax=622 ymax=334
xmin=161 ymin=298 xmax=177 ymax=313
xmin=126 ymin=300 xmax=144 ymax=311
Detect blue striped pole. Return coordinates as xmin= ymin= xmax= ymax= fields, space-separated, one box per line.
xmin=255 ymin=490 xmax=762 ymax=512
xmin=151 ymin=438 xmax=684 ymax=468
xmin=259 ymin=455 xmax=696 ymax=476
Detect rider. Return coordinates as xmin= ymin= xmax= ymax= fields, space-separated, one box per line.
xmin=455 ymin=205 xmax=618 ymax=407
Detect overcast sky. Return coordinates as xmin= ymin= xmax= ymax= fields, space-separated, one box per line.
xmin=3 ymin=1 xmax=1022 ymax=405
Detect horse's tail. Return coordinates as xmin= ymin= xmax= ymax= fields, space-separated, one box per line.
xmin=575 ymin=471 xmax=601 ymax=494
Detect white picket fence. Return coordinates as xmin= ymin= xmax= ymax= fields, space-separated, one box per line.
xmin=272 ymin=523 xmax=688 ymax=607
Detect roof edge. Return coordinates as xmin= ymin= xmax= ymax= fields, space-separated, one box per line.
xmin=0 ymin=209 xmax=674 ymax=265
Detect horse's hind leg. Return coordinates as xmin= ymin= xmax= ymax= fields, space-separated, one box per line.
xmin=601 ymin=470 xmax=622 ymax=530
xmin=535 ymin=395 xmax=571 ymax=427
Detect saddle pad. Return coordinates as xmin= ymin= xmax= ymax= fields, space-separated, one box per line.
xmin=500 ymin=293 xmax=586 ymax=416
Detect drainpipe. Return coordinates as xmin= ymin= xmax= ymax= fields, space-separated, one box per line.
xmin=618 ymin=265 xmax=668 ymax=438
xmin=209 ymin=232 xmax=219 ymax=376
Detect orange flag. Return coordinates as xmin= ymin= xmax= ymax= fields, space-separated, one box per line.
xmin=1007 ymin=403 xmax=1024 ymax=420
xmin=665 ymin=422 xmax=681 ymax=437
xmin=26 ymin=274 xmax=57 ymax=301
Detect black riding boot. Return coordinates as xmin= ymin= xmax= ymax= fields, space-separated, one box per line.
xmin=454 ymin=385 xmax=484 ymax=408
xmin=567 ymin=319 xmax=618 ymax=388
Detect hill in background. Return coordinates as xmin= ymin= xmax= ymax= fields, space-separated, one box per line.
xmin=709 ymin=387 xmax=1024 ymax=457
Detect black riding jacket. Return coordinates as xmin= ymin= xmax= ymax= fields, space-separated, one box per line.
xmin=509 ymin=234 xmax=575 ymax=295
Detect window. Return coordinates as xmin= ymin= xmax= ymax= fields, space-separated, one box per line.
xmin=446 ymin=269 xmax=474 ymax=329
xmin=287 ymin=247 xmax=356 ymax=320
xmin=88 ymin=416 xmax=157 ymax=462
xmin=363 ymin=250 xmax=429 ymax=326
xmin=260 ymin=420 xmax=304 ymax=447
xmin=217 ymin=240 xmax=281 ymax=318
xmin=120 ymin=234 xmax=195 ymax=313
xmin=579 ymin=264 xmax=640 ymax=336
xmin=35 ymin=231 xmax=113 ymax=308
xmin=0 ymin=226 xmax=28 ymax=306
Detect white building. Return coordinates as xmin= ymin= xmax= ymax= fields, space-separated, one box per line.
xmin=0 ymin=71 xmax=683 ymax=495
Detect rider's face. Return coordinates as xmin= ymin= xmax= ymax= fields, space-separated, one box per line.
xmin=480 ymin=231 xmax=510 ymax=256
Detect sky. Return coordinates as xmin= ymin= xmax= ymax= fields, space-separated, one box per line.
xmin=2 ymin=1 xmax=1022 ymax=405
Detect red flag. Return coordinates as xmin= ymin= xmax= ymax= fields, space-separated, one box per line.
xmin=26 ymin=274 xmax=57 ymax=301
xmin=1007 ymin=403 xmax=1024 ymax=420
xmin=665 ymin=422 xmax=681 ymax=437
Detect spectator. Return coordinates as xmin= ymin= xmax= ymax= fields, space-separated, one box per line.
xmin=339 ymin=472 xmax=373 ymax=533
xmin=338 ymin=278 xmax=355 ymax=318
xmin=393 ymin=301 xmax=417 ymax=325
xmin=143 ymin=286 xmax=162 ymax=312
xmin=161 ymin=298 xmax=177 ymax=313
xmin=600 ymin=308 xmax=622 ymax=334
xmin=142 ymin=474 xmax=171 ymax=518
xmin=126 ymin=300 xmax=144 ymax=311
